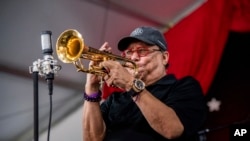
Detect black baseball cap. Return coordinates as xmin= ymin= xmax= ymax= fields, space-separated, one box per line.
xmin=118 ymin=26 xmax=167 ymax=51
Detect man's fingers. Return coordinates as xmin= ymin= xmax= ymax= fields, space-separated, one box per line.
xmin=100 ymin=42 xmax=111 ymax=52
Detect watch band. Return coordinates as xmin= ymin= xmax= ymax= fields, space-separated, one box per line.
xmin=128 ymin=88 xmax=140 ymax=97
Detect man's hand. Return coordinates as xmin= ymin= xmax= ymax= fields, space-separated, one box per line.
xmin=101 ymin=60 xmax=134 ymax=91
xmin=85 ymin=42 xmax=112 ymax=94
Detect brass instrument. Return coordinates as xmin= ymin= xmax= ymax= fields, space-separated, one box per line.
xmin=56 ymin=29 xmax=137 ymax=76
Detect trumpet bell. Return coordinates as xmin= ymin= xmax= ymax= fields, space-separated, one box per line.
xmin=56 ymin=29 xmax=84 ymax=63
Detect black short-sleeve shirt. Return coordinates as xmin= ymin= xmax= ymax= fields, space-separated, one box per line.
xmin=101 ymin=74 xmax=207 ymax=141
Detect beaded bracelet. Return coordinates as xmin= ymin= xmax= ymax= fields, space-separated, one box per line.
xmin=83 ymin=91 xmax=102 ymax=102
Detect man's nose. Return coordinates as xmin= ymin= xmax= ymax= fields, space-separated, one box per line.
xmin=130 ymin=51 xmax=140 ymax=61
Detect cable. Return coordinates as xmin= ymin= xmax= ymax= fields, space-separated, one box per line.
xmin=47 ymin=94 xmax=53 ymax=141
xmin=47 ymin=78 xmax=53 ymax=141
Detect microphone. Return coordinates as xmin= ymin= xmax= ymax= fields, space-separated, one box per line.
xmin=40 ymin=31 xmax=61 ymax=95
xmin=41 ymin=31 xmax=54 ymax=81
xmin=41 ymin=31 xmax=54 ymax=95
xmin=29 ymin=30 xmax=61 ymax=94
xmin=41 ymin=31 xmax=53 ymax=56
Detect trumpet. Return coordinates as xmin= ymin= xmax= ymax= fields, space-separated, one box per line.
xmin=56 ymin=29 xmax=138 ymax=76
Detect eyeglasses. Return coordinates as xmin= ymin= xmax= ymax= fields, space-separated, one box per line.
xmin=122 ymin=47 xmax=161 ymax=58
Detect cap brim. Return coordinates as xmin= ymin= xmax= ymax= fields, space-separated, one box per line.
xmin=118 ymin=36 xmax=155 ymax=51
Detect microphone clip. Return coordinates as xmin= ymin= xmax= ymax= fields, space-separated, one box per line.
xmin=29 ymin=56 xmax=61 ymax=78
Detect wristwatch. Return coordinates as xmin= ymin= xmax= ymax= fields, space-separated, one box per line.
xmin=128 ymin=79 xmax=145 ymax=97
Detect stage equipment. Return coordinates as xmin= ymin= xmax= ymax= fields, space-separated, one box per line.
xmin=29 ymin=31 xmax=61 ymax=141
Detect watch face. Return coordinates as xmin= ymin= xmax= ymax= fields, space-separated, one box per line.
xmin=135 ymin=79 xmax=145 ymax=90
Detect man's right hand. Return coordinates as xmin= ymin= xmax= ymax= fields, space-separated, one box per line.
xmin=85 ymin=42 xmax=112 ymax=94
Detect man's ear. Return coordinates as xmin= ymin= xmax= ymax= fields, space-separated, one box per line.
xmin=162 ymin=51 xmax=169 ymax=66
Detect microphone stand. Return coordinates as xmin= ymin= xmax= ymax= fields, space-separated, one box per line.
xmin=29 ymin=51 xmax=61 ymax=141
xmin=30 ymin=61 xmax=39 ymax=141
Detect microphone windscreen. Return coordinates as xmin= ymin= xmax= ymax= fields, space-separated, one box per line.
xmin=41 ymin=31 xmax=52 ymax=55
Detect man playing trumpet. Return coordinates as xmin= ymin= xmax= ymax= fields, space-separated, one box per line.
xmin=82 ymin=26 xmax=207 ymax=141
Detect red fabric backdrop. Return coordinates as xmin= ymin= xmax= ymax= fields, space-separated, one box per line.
xmin=165 ymin=0 xmax=250 ymax=94
xmin=102 ymin=0 xmax=250 ymax=99
xmin=165 ymin=0 xmax=232 ymax=94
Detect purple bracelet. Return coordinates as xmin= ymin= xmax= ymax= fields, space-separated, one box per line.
xmin=83 ymin=91 xmax=102 ymax=102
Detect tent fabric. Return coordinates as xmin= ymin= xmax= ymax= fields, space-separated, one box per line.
xmin=102 ymin=0 xmax=250 ymax=99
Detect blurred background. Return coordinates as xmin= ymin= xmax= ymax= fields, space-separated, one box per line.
xmin=0 ymin=0 xmax=249 ymax=141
